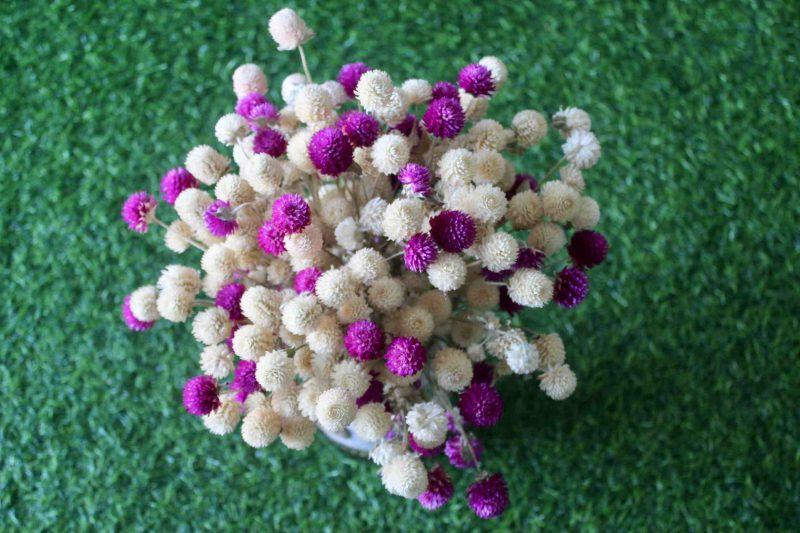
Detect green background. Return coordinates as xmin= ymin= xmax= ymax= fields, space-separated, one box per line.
xmin=2 ymin=0 xmax=798 ymax=530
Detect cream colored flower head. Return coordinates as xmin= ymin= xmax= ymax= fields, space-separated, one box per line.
xmin=268 ymin=8 xmax=314 ymax=51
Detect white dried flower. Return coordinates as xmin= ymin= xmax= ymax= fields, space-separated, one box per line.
xmin=284 ymin=224 xmax=323 ymax=260
xmin=562 ymin=130 xmax=601 ymax=169
xmin=282 ymin=293 xmax=323 ymax=335
xmin=268 ymin=7 xmax=314 ymax=51
xmin=155 ymin=287 xmax=194 ymax=323
xmin=540 ymin=364 xmax=577 ymax=400
xmin=466 ymin=343 xmax=486 ymax=362
xmin=468 ymin=119 xmax=513 ymax=151
xmin=315 ymin=268 xmax=355 ymax=308
xmin=507 ymin=190 xmax=543 ymax=230
xmin=200 ymin=343 xmax=234 ymax=379
xmin=315 ymin=387 xmax=357 ymax=433
xmin=232 ymin=324 xmax=275 ymax=361
xmin=351 ymin=402 xmax=391 ymax=441
xmin=512 ymin=110 xmax=548 ymax=147
xmin=232 ymin=63 xmax=267 ymax=98
xmin=571 ymin=196 xmax=601 ymax=230
xmin=406 ymin=401 xmax=448 ymax=448
xmin=479 ymin=56 xmax=508 ymax=89
xmin=381 ymin=453 xmax=428 ymax=499
xmin=129 ymin=285 xmax=159 ymax=322
xmin=459 ymin=89 xmax=489 ymax=121
xmin=527 ymin=221 xmax=567 ymax=256
xmin=479 ymin=232 xmax=519 ymax=272
xmin=540 ymin=180 xmax=580 ymax=223
xmin=347 ymin=248 xmax=389 ymax=285
xmin=400 ymin=78 xmax=432 ymax=104
xmin=174 ymin=188 xmax=212 ymax=229
xmin=215 ymin=113 xmax=250 ymax=146
xmin=535 ymin=333 xmax=566 ymax=369
xmin=372 ymin=133 xmax=410 ymax=175
xmin=334 ymin=217 xmax=364 ymax=251
xmin=559 ymin=164 xmax=585 ymax=192
xmin=255 ymin=349 xmax=294 ymax=391
xmin=280 ymin=417 xmax=316 ymax=450
xmin=397 ymin=306 xmax=434 ymax=342
xmin=505 ymin=339 xmax=540 ymax=375
xmin=415 ymin=290 xmax=452 ymax=324
xmin=215 ymin=173 xmax=255 ymax=206
xmin=359 ymin=197 xmax=388 ymax=235
xmin=306 ymin=314 xmax=343 ymax=357
xmin=158 ymin=265 xmax=202 ymax=295
xmin=370 ymin=439 xmax=404 ymax=466
xmin=337 ymin=295 xmax=372 ymax=324
xmin=469 ymin=184 xmax=507 ymax=225
xmin=286 ymin=129 xmax=316 ymax=173
xmin=331 ymin=359 xmax=370 ymax=399
xmin=281 ymin=72 xmax=308 ymax=105
xmin=433 ymin=347 xmax=473 ymax=392
xmin=243 ymin=391 xmax=270 ymax=414
xmin=240 ymin=286 xmax=282 ymax=328
xmin=192 ymin=306 xmax=232 ymax=345
xmin=241 ymin=153 xmax=283 ymax=195
xmin=466 ymin=278 xmax=500 ymax=310
xmin=294 ymin=84 xmax=334 ymax=124
xmin=508 ymin=269 xmax=554 ymax=308
xmin=382 ymin=198 xmax=424 ymax=242
xmin=241 ymin=405 xmax=281 ymax=447
xmin=298 ymin=377 xmax=329 ymax=421
xmin=368 ymin=277 xmax=406 ymax=312
xmin=203 ymin=394 xmax=241 ymax=436
xmin=232 ymin=134 xmax=254 ymax=168
xmin=473 ymin=149 xmax=506 ymax=184
xmin=185 ymin=145 xmax=229 ymax=185
xmin=320 ymin=196 xmax=355 ymax=228
xmin=164 ymin=220 xmax=195 ymax=253
xmin=200 ymin=244 xmax=237 ymax=279
xmin=355 ymin=70 xmax=395 ymax=113
xmin=321 ymin=80 xmax=347 ymax=108
xmin=553 ymin=107 xmax=591 ymax=135
xmin=438 ymin=148 xmax=475 ymax=186
xmin=427 ymin=253 xmax=467 ymax=292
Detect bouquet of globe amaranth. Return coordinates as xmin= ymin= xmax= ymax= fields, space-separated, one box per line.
xmin=120 ymin=7 xmax=607 ymax=519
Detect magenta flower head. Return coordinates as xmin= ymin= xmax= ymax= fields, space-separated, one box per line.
xmin=271 ymin=193 xmax=311 ymax=234
xmin=182 ymin=375 xmax=220 ymax=416
xmin=235 ymin=92 xmax=268 ymax=119
xmin=121 ymin=191 xmax=157 ymax=233
xmin=431 ymin=81 xmax=459 ymax=100
xmin=215 ymin=282 xmax=246 ymax=321
xmin=121 ymin=294 xmax=154 ymax=332
xmin=389 ymin=113 xmax=417 ymax=137
xmin=384 ymin=336 xmax=427 ymax=376
xmin=429 ymin=210 xmax=476 ymax=253
xmin=422 ymin=97 xmax=465 ymax=139
xmin=553 ymin=266 xmax=589 ymax=308
xmin=459 ymin=382 xmax=503 ymax=427
xmin=409 ymin=433 xmax=444 ymax=457
xmin=230 ymin=360 xmax=261 ymax=403
xmin=257 ymin=220 xmax=286 ymax=256
xmin=498 ymin=286 xmax=523 ymax=315
xmin=308 ymin=126 xmax=354 ymax=176
xmin=467 ymin=473 xmax=509 ymax=519
xmin=294 ymin=267 xmax=322 ymax=294
xmin=445 ymin=434 xmax=483 ymax=469
xmin=568 ymin=230 xmax=608 ymax=269
xmin=356 ymin=377 xmax=384 ymax=407
xmin=339 ymin=110 xmax=380 ymax=147
xmin=204 ymin=199 xmax=238 ymax=237
xmin=514 ymin=248 xmax=544 ymax=270
xmin=253 ymin=127 xmax=287 ymax=157
xmin=337 ymin=62 xmax=371 ymax=98
xmin=418 ymin=465 xmax=454 ymax=511
xmin=160 ymin=168 xmax=199 ymax=205
xmin=397 ymin=163 xmax=432 ymax=197
xmin=404 ymin=233 xmax=438 ymax=273
xmin=458 ymin=63 xmax=495 ymax=97
xmin=248 ymin=101 xmax=280 ymax=129
xmin=344 ymin=320 xmax=384 ymax=361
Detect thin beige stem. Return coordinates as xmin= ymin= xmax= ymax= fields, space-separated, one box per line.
xmin=298 ymin=45 xmax=313 ymax=83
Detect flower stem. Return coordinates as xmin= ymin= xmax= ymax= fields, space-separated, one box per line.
xmin=298 ymin=45 xmax=313 ymax=83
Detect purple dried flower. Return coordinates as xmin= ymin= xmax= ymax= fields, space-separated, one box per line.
xmin=568 ymin=230 xmax=608 ymax=269
xmin=429 ymin=210 xmax=476 ymax=253
xmin=445 ymin=434 xmax=483 ymax=469
xmin=356 ymin=378 xmax=384 ymax=407
xmin=235 ymin=92 xmax=267 ymax=119
xmin=384 ymin=336 xmax=427 ymax=376
xmin=344 ymin=320 xmax=384 ymax=361
xmin=257 ymin=220 xmax=286 ymax=256
xmin=215 ymin=283 xmax=246 ymax=321
xmin=418 ymin=465 xmax=454 ymax=510
xmin=338 ymin=111 xmax=380 ymax=147
xmin=459 ymin=382 xmax=503 ymax=427
xmin=247 ymin=101 xmax=279 ymax=128
xmin=409 ymin=433 xmax=444 ymax=457
xmin=431 ymin=81 xmax=459 ymax=100
xmin=498 ymin=286 xmax=523 ymax=315
xmin=271 ymin=193 xmax=311 ymax=234
xmin=404 ymin=233 xmax=439 ymax=273
xmin=471 ymin=362 xmax=494 ymax=385
xmin=467 ymin=473 xmax=509 ymax=519
xmin=294 ymin=267 xmax=322 ymax=294
xmin=397 ymin=163 xmax=432 ymax=196
xmin=203 ymin=199 xmax=238 ymax=237
xmin=553 ymin=266 xmax=589 ymax=308
xmin=182 ymin=375 xmax=220 ymax=416
xmin=307 ymin=126 xmax=354 ymax=176
xmin=388 ymin=113 xmax=416 ymax=137
xmin=253 ymin=127 xmax=287 ymax=157
xmin=514 ymin=248 xmax=545 ymax=270
xmin=160 ymin=168 xmax=199 ymax=205
xmin=230 ymin=360 xmax=261 ymax=403
xmin=422 ymin=97 xmax=465 ymax=139
xmin=121 ymin=191 xmax=157 ymax=233
xmin=337 ymin=62 xmax=371 ymax=98
xmin=458 ymin=63 xmax=495 ymax=97
xmin=121 ymin=294 xmax=154 ymax=332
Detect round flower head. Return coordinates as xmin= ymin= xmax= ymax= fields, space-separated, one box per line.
xmin=203 ymin=200 xmax=238 ymax=237
xmin=294 ymin=84 xmax=334 ymax=124
xmin=381 ymin=453 xmax=428 ymax=499
xmin=427 ymin=253 xmax=467 ymax=292
xmin=553 ymin=106 xmax=592 ymax=135
xmin=241 ymin=405 xmax=281 ymax=447
xmin=235 ymin=92 xmax=267 ymax=119
xmin=316 ymin=387 xmax=357 ymax=433
xmin=407 ymin=401 xmax=448 ymax=448
xmin=257 ymin=220 xmax=286 ymax=256
xmin=422 ymin=97 xmax=465 ymax=139
xmin=122 ymin=294 xmax=155 ymax=331
xmin=368 ymin=277 xmax=406 ymax=312
xmin=384 ymin=336 xmax=427 ymax=377
xmin=347 ymin=248 xmax=389 ymax=285
xmin=253 ymin=127 xmax=287 ymax=157
xmin=562 ymin=130 xmax=601 ymax=169
xmin=232 ymin=64 xmax=267 ymax=99
xmin=398 ymin=163 xmax=432 ymax=197
xmin=540 ymin=180 xmax=579 ymax=223
xmin=355 ymin=69 xmax=395 ymax=112
xmin=445 ymin=434 xmax=483 ymax=469
xmin=479 ymin=56 xmax=508 ymax=89
xmin=271 ymin=193 xmax=310 ymax=234
xmin=255 ymin=350 xmax=293 ymax=392
xmin=281 ymin=72 xmax=307 ymax=105
xmin=433 ymin=347 xmax=473 ymax=391
xmin=128 ymin=285 xmax=159 ymax=323
xmin=528 ymin=221 xmax=567 ymax=256
xmin=479 ymin=232 xmax=519 ymax=273
xmin=571 ymin=196 xmax=601 ymax=231
xmin=431 ymin=81 xmax=459 ymax=100
xmin=553 ymin=266 xmax=589 ymax=308
xmin=192 ymin=306 xmax=232 ymax=345
xmin=230 ymin=359 xmax=262 ymax=403
xmin=408 ymin=433 xmax=444 ymax=457
xmin=568 ymin=230 xmax=608 ymax=268
xmin=512 ymin=110 xmax=548 ymax=147
xmin=121 ymin=191 xmax=157 ymax=233
xmin=371 ymin=133 xmax=410 ymax=175
xmin=200 ymin=344 xmax=234 ymax=379
xmin=508 ymin=269 xmax=553 ymax=308
xmin=467 ymin=473 xmax=509 ymax=519
xmin=182 ymin=375 xmax=220 ymax=416
xmin=540 ymin=363 xmax=578 ymax=400
xmin=404 ymin=233 xmax=438 ymax=273
xmin=160 ymin=168 xmax=198 ymax=205
xmin=280 ymin=416 xmax=316 ymax=450
xmin=215 ymin=282 xmax=246 ymax=321
xmin=294 ymin=266 xmax=322 ymax=294
xmin=458 ymin=63 xmax=495 ymax=96
xmin=459 ymin=382 xmax=503 ymax=427
xmin=429 ymin=210 xmax=476 ymax=253
xmin=351 ymin=402 xmax=391 ymax=441
xmin=268 ymin=7 xmax=314 ymax=51
xmin=514 ymin=248 xmax=545 ymax=270
xmin=401 ymin=78 xmax=432 ymax=104
xmin=185 ymin=145 xmax=229 ymax=186
xmin=338 ymin=111 xmax=379 ymax=147
xmin=308 ymin=126 xmax=354 ymax=176
xmin=338 ymin=62 xmax=371 ymax=98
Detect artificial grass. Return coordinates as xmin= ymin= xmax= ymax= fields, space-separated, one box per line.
xmin=2 ymin=0 xmax=799 ymax=529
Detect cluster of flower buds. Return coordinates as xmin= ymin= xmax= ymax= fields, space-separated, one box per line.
xmin=120 ymin=7 xmax=607 ymax=519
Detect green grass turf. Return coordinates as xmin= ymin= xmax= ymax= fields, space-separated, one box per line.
xmin=2 ymin=0 xmax=799 ymax=529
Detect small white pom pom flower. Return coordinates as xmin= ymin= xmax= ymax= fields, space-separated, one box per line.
xmin=268 ymin=7 xmax=314 ymax=51
xmin=553 ymin=107 xmax=591 ymax=135
xmin=232 ymin=324 xmax=275 ymax=361
xmin=315 ymin=387 xmax=357 ymax=433
xmin=437 ymin=148 xmax=475 ymax=186
xmin=129 ymin=285 xmax=159 ymax=322
xmin=527 ymin=221 xmax=567 ymax=256
xmin=400 ymin=78 xmax=432 ymax=104
xmin=536 ymin=333 xmax=567 ymax=369
xmin=203 ymin=394 xmax=241 ymax=436
xmin=282 ymin=293 xmax=323 ymax=335
xmin=432 ymin=347 xmax=473 ymax=391
xmin=508 ymin=189 xmax=543 ymax=230
xmin=479 ymin=56 xmax=508 ymax=89
xmin=370 ymin=439 xmax=404 ymax=466
xmin=256 ymin=350 xmax=294 ymax=391
xmin=562 ymin=130 xmax=601 ymax=169
xmin=427 ymin=253 xmax=467 ymax=292
xmin=355 ymin=70 xmax=395 ymax=113
xmin=540 ymin=364 xmax=578 ymax=400
xmin=406 ymin=401 xmax=448 ymax=448
xmin=185 ymin=145 xmax=229 ymax=185
xmin=540 ymin=180 xmax=580 ymax=223
xmin=294 ymin=84 xmax=334 ymax=125
xmin=382 ymin=198 xmax=424 ymax=242
xmin=280 ymin=417 xmax=316 ymax=450
xmin=571 ymin=196 xmax=601 ymax=230
xmin=215 ymin=113 xmax=250 ymax=146
xmin=381 ymin=453 xmax=428 ymax=499
xmin=281 ymin=72 xmax=308 ymax=105
xmin=232 ymin=63 xmax=267 ymax=98
xmin=200 ymin=343 xmax=234 ymax=379
xmin=368 ymin=277 xmax=406 ymax=312
xmin=315 ymin=268 xmax=355 ymax=308
xmin=508 ymin=269 xmax=554 ymax=308
xmin=241 ymin=406 xmax=281 ymax=447
xmin=512 ymin=110 xmax=548 ymax=147
xmin=351 ymin=402 xmax=392 ymax=441
xmin=192 ymin=306 xmax=232 ymax=346
xmin=478 ymin=232 xmax=519 ymax=272
xmin=371 ymin=134 xmax=410 ymax=175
